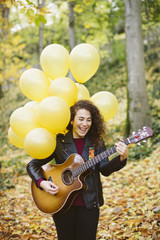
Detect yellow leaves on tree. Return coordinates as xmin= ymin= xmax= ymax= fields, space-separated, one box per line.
xmin=0 ymin=33 xmax=30 ymax=85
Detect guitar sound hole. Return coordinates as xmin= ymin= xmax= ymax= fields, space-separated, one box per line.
xmin=62 ymin=169 xmax=74 ymax=185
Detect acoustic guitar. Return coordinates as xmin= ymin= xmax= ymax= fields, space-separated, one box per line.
xmin=31 ymin=126 xmax=153 ymax=215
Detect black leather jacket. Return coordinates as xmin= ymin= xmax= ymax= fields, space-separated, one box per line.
xmin=27 ymin=130 xmax=126 ymax=209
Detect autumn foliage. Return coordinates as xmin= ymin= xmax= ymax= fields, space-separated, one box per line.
xmin=0 ymin=145 xmax=160 ymax=240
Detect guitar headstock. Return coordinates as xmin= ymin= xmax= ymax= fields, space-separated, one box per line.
xmin=129 ymin=126 xmax=153 ymax=144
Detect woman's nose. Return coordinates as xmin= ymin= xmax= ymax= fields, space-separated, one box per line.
xmin=82 ymin=120 xmax=87 ymax=126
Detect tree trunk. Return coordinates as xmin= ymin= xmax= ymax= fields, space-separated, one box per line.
xmin=124 ymin=0 xmax=151 ymax=132
xmin=0 ymin=84 xmax=3 ymax=99
xmin=39 ymin=21 xmax=44 ymax=56
xmin=0 ymin=3 xmax=10 ymax=39
xmin=68 ymin=1 xmax=76 ymax=81
xmin=38 ymin=0 xmax=45 ymax=68
xmin=68 ymin=1 xmax=76 ymax=50
xmin=0 ymin=3 xmax=10 ymax=98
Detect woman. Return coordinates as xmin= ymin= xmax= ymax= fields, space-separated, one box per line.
xmin=27 ymin=100 xmax=128 ymax=240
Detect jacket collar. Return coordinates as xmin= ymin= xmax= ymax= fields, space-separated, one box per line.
xmin=62 ymin=130 xmax=92 ymax=160
xmin=63 ymin=130 xmax=73 ymax=143
xmin=63 ymin=130 xmax=90 ymax=147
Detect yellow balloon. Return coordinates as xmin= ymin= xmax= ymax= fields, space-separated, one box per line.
xmin=90 ymin=91 xmax=118 ymax=121
xmin=24 ymin=128 xmax=56 ymax=159
xmin=76 ymin=83 xmax=90 ymax=100
xmin=49 ymin=77 xmax=78 ymax=107
xmin=37 ymin=96 xmax=71 ymax=133
xmin=24 ymin=101 xmax=39 ymax=109
xmin=8 ymin=127 xmax=24 ymax=149
xmin=10 ymin=107 xmax=40 ymax=137
xmin=40 ymin=44 xmax=69 ymax=80
xmin=69 ymin=43 xmax=100 ymax=83
xmin=19 ymin=68 xmax=50 ymax=102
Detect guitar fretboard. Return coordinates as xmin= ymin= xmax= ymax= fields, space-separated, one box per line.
xmin=72 ymin=138 xmax=130 ymax=177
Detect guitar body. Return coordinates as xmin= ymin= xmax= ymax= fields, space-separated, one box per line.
xmin=31 ymin=154 xmax=90 ymax=215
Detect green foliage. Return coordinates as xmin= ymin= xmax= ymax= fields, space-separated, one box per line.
xmin=73 ymin=0 xmax=125 ymax=46
xmin=0 ymin=150 xmax=27 ymax=190
xmin=0 ymin=10 xmax=31 ymax=85
xmin=35 ymin=14 xmax=47 ymax=26
xmin=0 ymin=87 xmax=27 ymax=156
xmin=141 ymin=0 xmax=160 ymax=23
xmin=85 ymin=37 xmax=126 ymax=96
xmin=0 ymin=87 xmax=28 ymax=190
xmin=128 ymin=142 xmax=153 ymax=161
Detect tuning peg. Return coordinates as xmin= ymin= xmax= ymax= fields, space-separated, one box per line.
xmin=137 ymin=142 xmax=141 ymax=145
xmin=132 ymin=131 xmax=136 ymax=135
xmin=143 ymin=140 xmax=146 ymax=143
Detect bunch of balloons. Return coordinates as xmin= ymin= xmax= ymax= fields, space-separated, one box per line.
xmin=8 ymin=43 xmax=118 ymax=159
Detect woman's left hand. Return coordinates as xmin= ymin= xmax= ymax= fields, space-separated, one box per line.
xmin=115 ymin=140 xmax=128 ymax=162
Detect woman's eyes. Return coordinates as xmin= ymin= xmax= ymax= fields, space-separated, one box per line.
xmin=79 ymin=118 xmax=91 ymax=122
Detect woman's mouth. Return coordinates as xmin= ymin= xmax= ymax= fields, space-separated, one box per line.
xmin=79 ymin=127 xmax=87 ymax=133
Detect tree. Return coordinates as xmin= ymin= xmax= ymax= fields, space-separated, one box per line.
xmin=0 ymin=1 xmax=10 ymax=98
xmin=124 ymin=0 xmax=151 ymax=132
xmin=37 ymin=0 xmax=45 ymax=65
xmin=68 ymin=0 xmax=76 ymax=50
xmin=67 ymin=1 xmax=76 ymax=81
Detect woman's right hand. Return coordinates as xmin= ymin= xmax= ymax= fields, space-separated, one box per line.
xmin=40 ymin=180 xmax=59 ymax=195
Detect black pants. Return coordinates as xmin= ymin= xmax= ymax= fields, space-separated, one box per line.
xmin=53 ymin=206 xmax=99 ymax=240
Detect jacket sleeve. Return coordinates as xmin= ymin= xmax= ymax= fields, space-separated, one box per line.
xmin=26 ymin=152 xmax=55 ymax=187
xmin=98 ymin=156 xmax=127 ymax=176
xmin=97 ymin=142 xmax=127 ymax=177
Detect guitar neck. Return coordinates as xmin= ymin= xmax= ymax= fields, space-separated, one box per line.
xmin=72 ymin=138 xmax=130 ymax=177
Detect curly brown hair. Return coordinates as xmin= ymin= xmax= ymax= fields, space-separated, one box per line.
xmin=67 ymin=100 xmax=107 ymax=148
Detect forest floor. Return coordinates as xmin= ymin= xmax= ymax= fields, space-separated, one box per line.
xmin=0 ymin=144 xmax=160 ymax=240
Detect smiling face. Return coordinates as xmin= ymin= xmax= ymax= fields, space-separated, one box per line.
xmin=71 ymin=109 xmax=92 ymax=138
